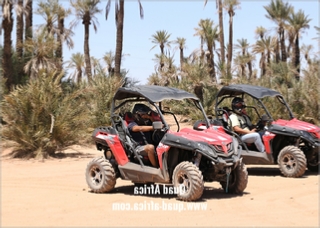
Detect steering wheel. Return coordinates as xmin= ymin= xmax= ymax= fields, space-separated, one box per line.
xmin=216 ymin=108 xmax=226 ymax=117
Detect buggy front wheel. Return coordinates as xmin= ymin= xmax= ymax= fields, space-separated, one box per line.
xmin=172 ymin=161 xmax=204 ymax=201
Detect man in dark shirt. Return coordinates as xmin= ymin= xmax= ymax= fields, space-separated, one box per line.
xmin=127 ymin=107 xmax=159 ymax=167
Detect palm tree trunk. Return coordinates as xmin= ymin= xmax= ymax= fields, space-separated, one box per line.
xmin=179 ymin=48 xmax=184 ymax=71
xmin=208 ymin=50 xmax=216 ymax=81
xmin=294 ymin=36 xmax=300 ymax=80
xmin=227 ymin=11 xmax=234 ymax=77
xmin=16 ymin=0 xmax=24 ymax=84
xmin=247 ymin=60 xmax=252 ymax=79
xmin=56 ymin=16 xmax=64 ymax=73
xmin=260 ymin=53 xmax=266 ymax=77
xmin=275 ymin=39 xmax=280 ymax=63
xmin=83 ymin=16 xmax=92 ymax=82
xmin=16 ymin=0 xmax=23 ymax=59
xmin=280 ymin=27 xmax=287 ymax=62
xmin=77 ymin=68 xmax=82 ymax=84
xmin=2 ymin=1 xmax=14 ymax=90
xmin=218 ymin=0 xmax=225 ymax=64
xmin=24 ymin=0 xmax=33 ymax=79
xmin=200 ymin=38 xmax=205 ymax=65
xmin=115 ymin=0 xmax=124 ymax=78
xmin=25 ymin=0 xmax=33 ymax=40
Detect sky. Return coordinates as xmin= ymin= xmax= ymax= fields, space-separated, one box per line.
xmin=9 ymin=0 xmax=320 ymax=84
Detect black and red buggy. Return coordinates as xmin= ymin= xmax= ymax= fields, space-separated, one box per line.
xmin=85 ymin=85 xmax=248 ymax=201
xmin=213 ymin=84 xmax=320 ymax=178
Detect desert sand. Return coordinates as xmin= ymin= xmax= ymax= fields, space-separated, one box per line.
xmin=1 ymin=141 xmax=319 ymax=228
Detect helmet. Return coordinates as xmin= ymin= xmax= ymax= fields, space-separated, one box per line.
xmin=231 ymin=97 xmax=246 ymax=115
xmin=132 ymin=103 xmax=153 ymax=125
xmin=132 ymin=103 xmax=152 ymax=116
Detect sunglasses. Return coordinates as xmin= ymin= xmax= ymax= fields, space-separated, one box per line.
xmin=234 ymin=102 xmax=246 ymax=108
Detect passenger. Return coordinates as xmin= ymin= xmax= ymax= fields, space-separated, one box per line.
xmin=229 ymin=97 xmax=265 ymax=152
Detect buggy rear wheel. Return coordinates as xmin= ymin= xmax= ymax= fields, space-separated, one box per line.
xmin=277 ymin=146 xmax=306 ymax=178
xmin=172 ymin=161 xmax=204 ymax=201
xmin=85 ymin=157 xmax=116 ymax=193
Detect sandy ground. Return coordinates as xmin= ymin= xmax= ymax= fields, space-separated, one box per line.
xmin=1 ymin=117 xmax=319 ymax=227
xmin=1 ymin=143 xmax=319 ymax=228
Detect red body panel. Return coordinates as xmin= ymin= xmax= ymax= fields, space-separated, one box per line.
xmin=176 ymin=128 xmax=233 ymax=148
xmin=95 ymin=132 xmax=129 ymax=165
xmin=155 ymin=127 xmax=234 ymax=169
xmin=262 ymin=131 xmax=276 ymax=154
xmin=273 ymin=118 xmax=320 ymax=137
xmin=156 ymin=142 xmax=171 ymax=169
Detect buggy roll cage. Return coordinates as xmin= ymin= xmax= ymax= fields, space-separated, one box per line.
xmin=215 ymin=94 xmax=295 ymax=122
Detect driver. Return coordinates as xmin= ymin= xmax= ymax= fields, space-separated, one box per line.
xmin=127 ymin=105 xmax=159 ymax=167
xmin=229 ymin=97 xmax=265 ymax=152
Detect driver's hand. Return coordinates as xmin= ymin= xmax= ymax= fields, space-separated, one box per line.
xmin=250 ymin=128 xmax=257 ymax=132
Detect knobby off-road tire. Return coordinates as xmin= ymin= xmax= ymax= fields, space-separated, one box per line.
xmin=172 ymin=161 xmax=204 ymax=201
xmin=86 ymin=157 xmax=116 ymax=193
xmin=277 ymin=146 xmax=307 ymax=178
xmin=220 ymin=161 xmax=248 ymax=194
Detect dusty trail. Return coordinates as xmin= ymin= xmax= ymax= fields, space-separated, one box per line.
xmin=1 ymin=144 xmax=318 ymax=227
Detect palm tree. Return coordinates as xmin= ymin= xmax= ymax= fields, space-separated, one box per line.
xmin=204 ymin=0 xmax=225 ymax=65
xmin=1 ymin=0 xmax=14 ymax=90
xmin=264 ymin=0 xmax=293 ymax=62
xmin=23 ymin=29 xmax=59 ymax=78
xmin=193 ymin=24 xmax=205 ymax=64
xmin=66 ymin=52 xmax=85 ymax=83
xmin=105 ymin=0 xmax=143 ymax=78
xmin=153 ymin=53 xmax=167 ymax=73
xmin=173 ymin=37 xmax=187 ymax=71
xmin=102 ymin=50 xmax=115 ymax=75
xmin=90 ymin=56 xmax=101 ymax=76
xmin=24 ymin=0 xmax=33 ymax=65
xmin=56 ymin=2 xmax=73 ymax=72
xmin=234 ymin=38 xmax=253 ymax=79
xmin=151 ymin=30 xmax=172 ymax=54
xmin=150 ymin=30 xmax=171 ymax=71
xmin=255 ymin=26 xmax=267 ymax=40
xmin=223 ymin=0 xmax=240 ymax=76
xmin=233 ymin=54 xmax=248 ymax=78
xmin=252 ymin=36 xmax=277 ymax=77
xmin=182 ymin=62 xmax=211 ymax=103
xmin=25 ymin=0 xmax=33 ymax=40
xmin=287 ymin=9 xmax=311 ymax=80
xmin=16 ymin=0 xmax=24 ymax=62
xmin=70 ymin=0 xmax=102 ymax=82
xmin=194 ymin=19 xmax=219 ymax=81
xmin=36 ymin=0 xmax=73 ymax=73
xmin=300 ymin=44 xmax=313 ymax=65
xmin=35 ymin=0 xmax=58 ymax=35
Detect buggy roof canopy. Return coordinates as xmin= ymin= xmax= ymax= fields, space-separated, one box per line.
xmin=114 ymin=85 xmax=199 ymax=103
xmin=217 ymin=84 xmax=281 ymax=99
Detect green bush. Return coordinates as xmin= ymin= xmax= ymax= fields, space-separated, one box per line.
xmin=1 ymin=70 xmax=90 ymax=159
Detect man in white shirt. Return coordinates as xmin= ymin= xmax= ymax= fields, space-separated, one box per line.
xmin=229 ymin=97 xmax=265 ymax=152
